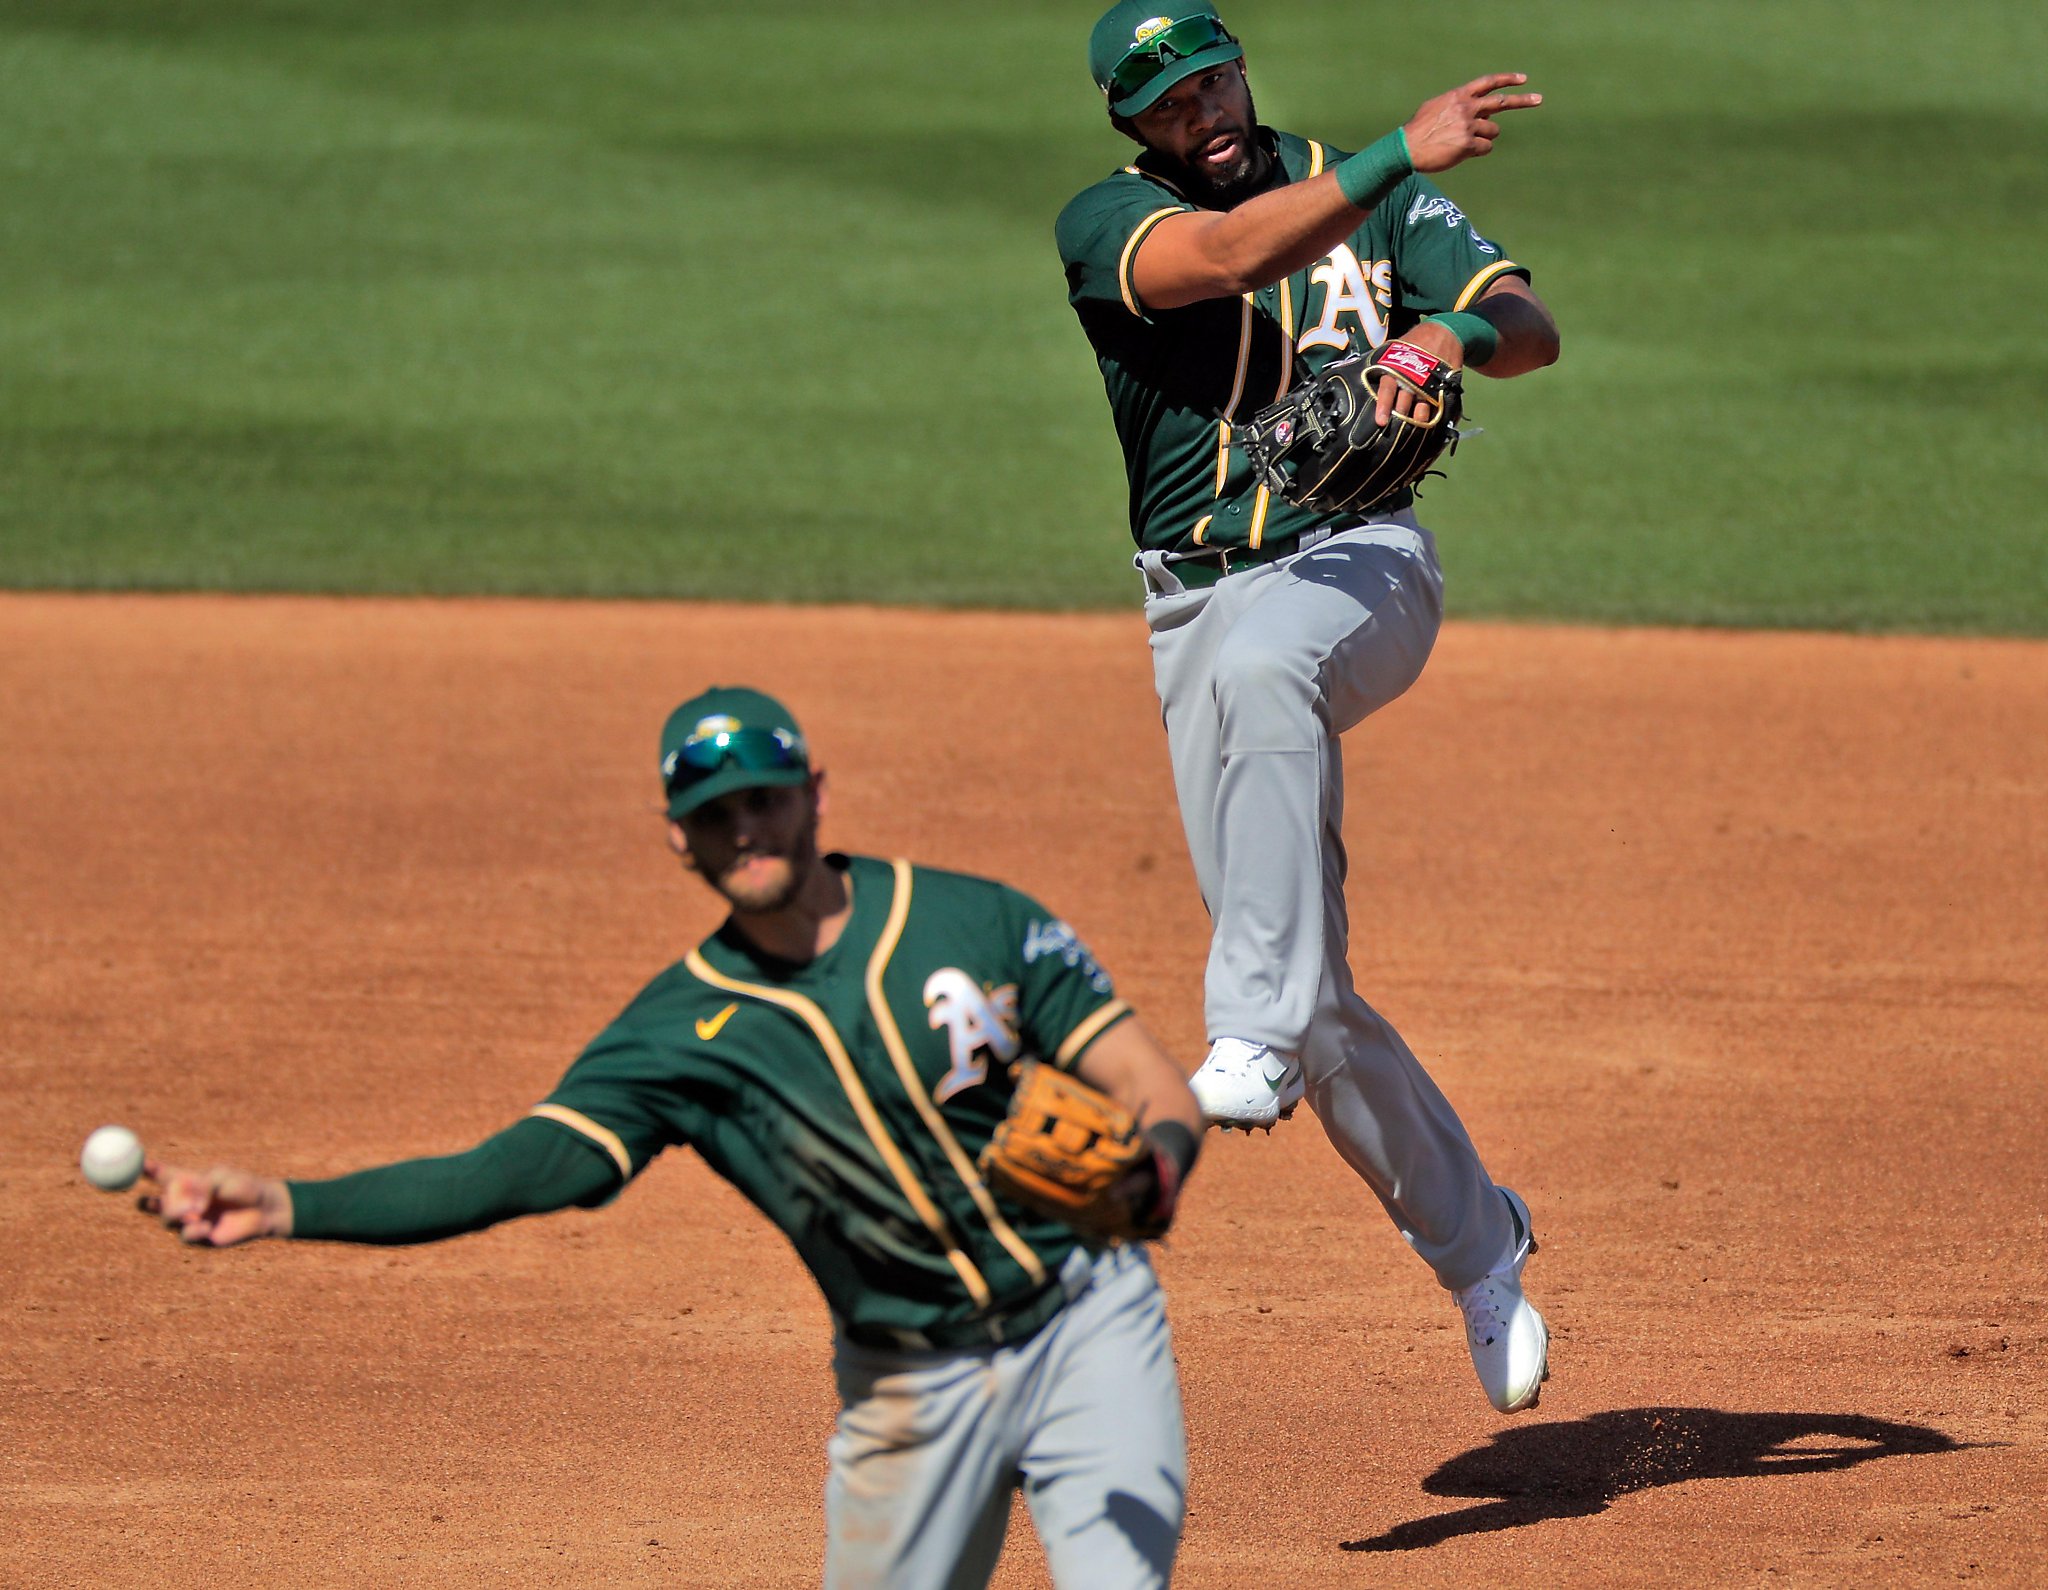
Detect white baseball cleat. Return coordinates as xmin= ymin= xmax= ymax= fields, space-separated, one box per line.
xmin=1454 ymin=1187 xmax=1550 ymax=1413
xmin=1189 ymin=1038 xmax=1304 ymax=1132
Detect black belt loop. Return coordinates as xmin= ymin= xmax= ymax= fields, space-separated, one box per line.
xmin=1163 ymin=535 xmax=1289 ymax=589
xmin=1162 ymin=523 xmax=1345 ymax=588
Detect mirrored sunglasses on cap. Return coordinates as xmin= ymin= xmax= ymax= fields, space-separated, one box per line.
xmin=663 ymin=724 xmax=807 ymax=793
xmin=1105 ymin=14 xmax=1237 ymax=105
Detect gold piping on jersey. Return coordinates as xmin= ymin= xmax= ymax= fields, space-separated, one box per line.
xmin=1276 ymin=274 xmax=1295 ymax=390
xmin=1455 ymin=259 xmax=1522 ymax=311
xmin=865 ymin=859 xmax=1048 ymax=1287
xmin=1222 ymin=294 xmax=1254 ymax=425
xmin=1124 ymin=164 xmax=1190 ymax=199
xmin=683 ymin=947 xmax=994 ymax=1308
xmin=1191 ymin=514 xmax=1213 ymax=545
xmin=1307 ymin=140 xmax=1326 ymax=179
xmin=527 ymin=1104 xmax=633 ymax=1181
xmin=1248 ymin=274 xmax=1297 ymax=550
xmin=1118 ymin=207 xmax=1186 ymax=316
xmin=1054 ymin=999 xmax=1133 ymax=1068
xmin=1212 ymin=291 xmax=1257 ymax=497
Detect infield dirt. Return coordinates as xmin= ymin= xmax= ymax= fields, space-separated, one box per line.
xmin=4 ymin=593 xmax=2044 ymax=1587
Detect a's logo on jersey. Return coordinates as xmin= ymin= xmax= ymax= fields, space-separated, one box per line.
xmin=1299 ymin=244 xmax=1392 ymax=354
xmin=695 ymin=1002 xmax=740 ymax=1041
xmin=1021 ymin=919 xmax=1114 ymax=996
xmin=925 ymin=969 xmax=1021 ymax=1104
xmin=1133 ymin=16 xmax=1174 ymax=44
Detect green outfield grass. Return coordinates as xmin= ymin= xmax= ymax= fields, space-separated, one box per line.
xmin=3 ymin=1 xmax=2043 ymax=629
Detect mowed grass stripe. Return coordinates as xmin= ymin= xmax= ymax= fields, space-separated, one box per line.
xmin=2 ymin=1 xmax=2043 ymax=626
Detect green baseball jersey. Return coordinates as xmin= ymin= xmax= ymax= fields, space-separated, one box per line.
xmin=1056 ymin=127 xmax=1528 ymax=553
xmin=532 ymin=854 xmax=1135 ymax=1349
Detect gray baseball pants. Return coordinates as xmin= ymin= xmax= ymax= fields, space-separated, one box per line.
xmin=1139 ymin=517 xmax=1511 ymax=1290
xmin=824 ymin=1245 xmax=1184 ymax=1589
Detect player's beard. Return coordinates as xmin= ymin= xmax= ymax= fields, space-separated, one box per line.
xmin=716 ymin=830 xmax=819 ymax=916
xmin=1171 ymin=89 xmax=1266 ymax=206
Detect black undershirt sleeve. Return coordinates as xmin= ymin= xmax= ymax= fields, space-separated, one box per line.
xmin=286 ymin=1116 xmax=623 ymax=1245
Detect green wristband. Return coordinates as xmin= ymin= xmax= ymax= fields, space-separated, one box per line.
xmin=1427 ymin=309 xmax=1498 ymax=368
xmin=1333 ymin=128 xmax=1413 ymax=211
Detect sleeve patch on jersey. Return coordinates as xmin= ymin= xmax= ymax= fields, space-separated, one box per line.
xmin=1406 ymin=192 xmax=1500 ymax=257
xmin=528 ymin=1104 xmax=633 ymax=1181
xmin=1022 ymin=918 xmax=1114 ymax=994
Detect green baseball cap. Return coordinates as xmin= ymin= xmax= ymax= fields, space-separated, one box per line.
xmin=1089 ymin=1 xmax=1242 ymax=117
xmin=659 ymin=686 xmax=811 ymax=819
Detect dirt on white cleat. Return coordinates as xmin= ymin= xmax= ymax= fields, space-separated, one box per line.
xmin=1190 ymin=1038 xmax=1304 ymax=1132
xmin=1454 ymin=1187 xmax=1550 ymax=1413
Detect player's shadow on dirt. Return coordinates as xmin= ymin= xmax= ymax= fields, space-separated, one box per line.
xmin=1342 ymin=1408 xmax=1967 ymax=1553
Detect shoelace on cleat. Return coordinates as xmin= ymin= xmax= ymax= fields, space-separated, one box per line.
xmin=1458 ymin=1280 xmax=1508 ymax=1343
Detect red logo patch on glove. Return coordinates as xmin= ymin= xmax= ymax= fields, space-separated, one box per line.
xmin=1374 ymin=341 xmax=1440 ymax=385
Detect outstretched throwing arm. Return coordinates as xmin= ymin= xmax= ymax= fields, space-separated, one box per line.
xmin=139 ymin=1116 xmax=622 ymax=1248
xmin=1131 ymin=73 xmax=1544 ymax=311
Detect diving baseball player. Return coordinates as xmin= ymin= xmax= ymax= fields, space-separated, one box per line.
xmin=139 ymin=686 xmax=1205 ymax=1589
xmin=1056 ymin=1 xmax=1561 ymax=1413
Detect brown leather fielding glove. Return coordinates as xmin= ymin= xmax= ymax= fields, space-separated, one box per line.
xmin=978 ymin=1061 xmax=1182 ymax=1243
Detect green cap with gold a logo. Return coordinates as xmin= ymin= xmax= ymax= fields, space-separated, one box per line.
xmin=1089 ymin=1 xmax=1242 ymax=117
xmin=659 ymin=686 xmax=811 ymax=819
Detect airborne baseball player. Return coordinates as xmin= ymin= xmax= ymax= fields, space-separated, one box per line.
xmin=141 ymin=686 xmax=1204 ymax=1589
xmin=1056 ymin=1 xmax=1561 ymax=1413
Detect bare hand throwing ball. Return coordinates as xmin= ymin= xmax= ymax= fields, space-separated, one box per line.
xmin=136 ymin=1158 xmax=293 ymax=1246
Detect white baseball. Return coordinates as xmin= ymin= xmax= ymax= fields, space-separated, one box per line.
xmin=80 ymin=1125 xmax=146 ymax=1192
